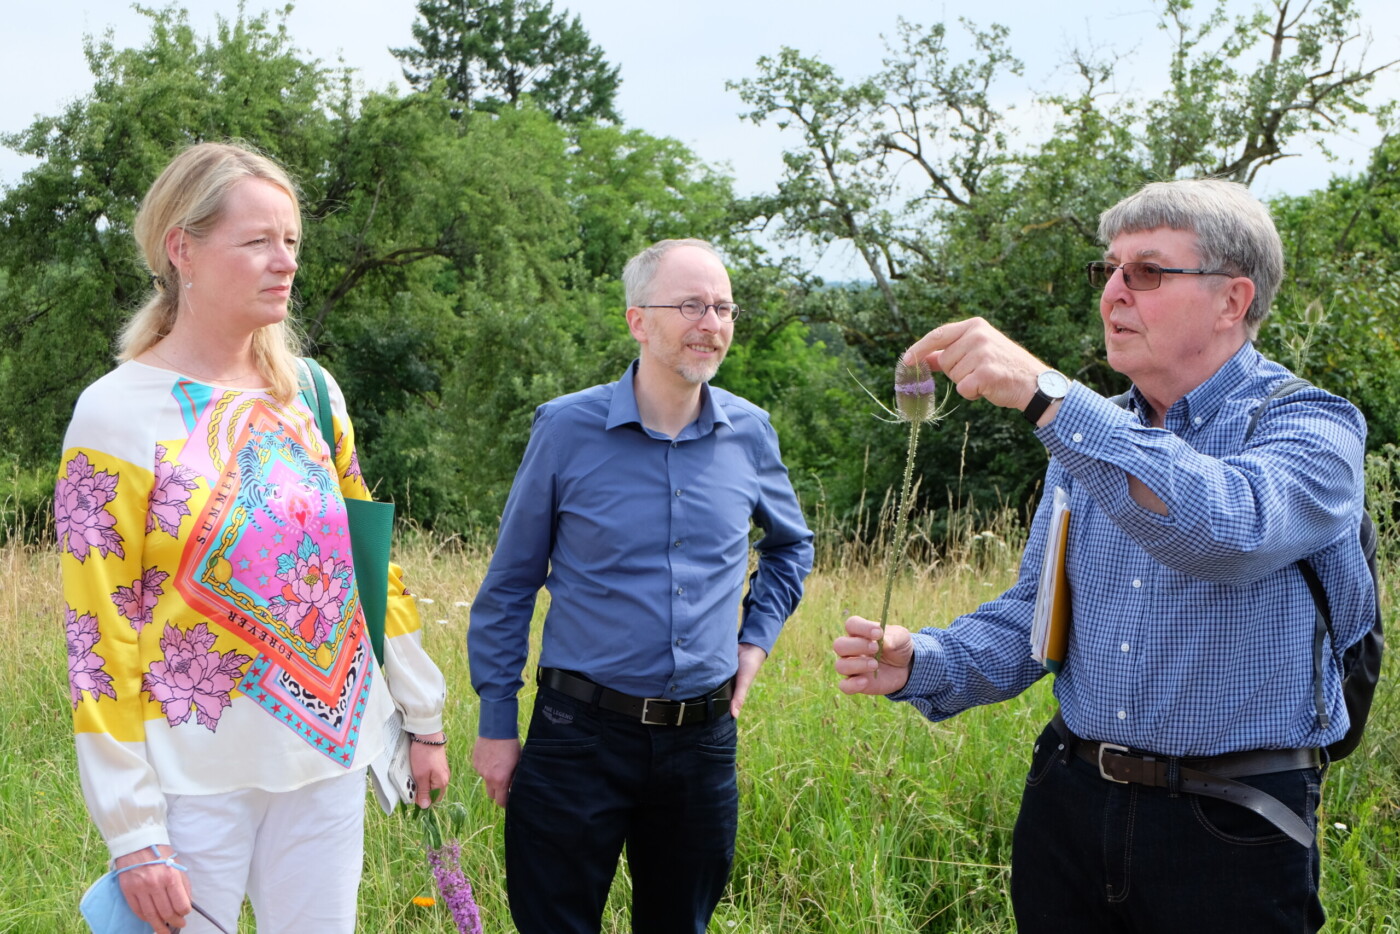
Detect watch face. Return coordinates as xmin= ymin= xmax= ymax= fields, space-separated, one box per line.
xmin=1038 ymin=370 xmax=1070 ymax=398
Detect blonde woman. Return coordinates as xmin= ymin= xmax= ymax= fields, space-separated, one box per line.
xmin=58 ymin=141 xmax=449 ymax=933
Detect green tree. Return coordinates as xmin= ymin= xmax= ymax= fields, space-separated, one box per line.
xmin=0 ymin=5 xmax=336 ymax=465
xmin=0 ymin=5 xmax=581 ymax=532
xmin=566 ymin=124 xmax=736 ymax=282
xmin=393 ymin=0 xmax=621 ymax=123
xmin=1265 ymin=132 xmax=1400 ymax=448
xmin=1145 ymin=0 xmax=1398 ymax=183
xmin=730 ymin=47 xmax=904 ymax=330
xmin=729 ymin=0 xmax=1400 ymax=530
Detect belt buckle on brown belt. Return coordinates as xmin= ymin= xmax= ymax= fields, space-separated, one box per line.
xmin=640 ymin=697 xmax=682 ymax=726
xmin=1098 ymin=743 xmax=1131 ymax=783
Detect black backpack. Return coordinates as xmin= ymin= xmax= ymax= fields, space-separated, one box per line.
xmin=1248 ymin=378 xmax=1384 ymax=760
xmin=1115 ymin=378 xmax=1384 ymax=759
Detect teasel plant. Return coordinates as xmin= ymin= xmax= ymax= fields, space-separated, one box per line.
xmin=857 ymin=356 xmax=951 ymax=633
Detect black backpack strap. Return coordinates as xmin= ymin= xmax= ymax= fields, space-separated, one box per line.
xmin=1299 ymin=561 xmax=1333 ymax=731
xmin=1242 ymin=376 xmax=1311 ymax=444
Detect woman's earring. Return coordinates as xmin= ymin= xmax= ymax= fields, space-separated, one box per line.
xmin=185 ymin=282 xmax=192 ymax=289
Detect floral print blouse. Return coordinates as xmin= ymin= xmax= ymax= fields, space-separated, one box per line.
xmin=58 ymin=361 xmax=446 ymax=860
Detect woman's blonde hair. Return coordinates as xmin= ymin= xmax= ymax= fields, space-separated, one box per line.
xmin=121 ymin=140 xmax=306 ymax=402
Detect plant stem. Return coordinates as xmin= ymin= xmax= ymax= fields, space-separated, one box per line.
xmin=879 ymin=416 xmax=922 ymax=630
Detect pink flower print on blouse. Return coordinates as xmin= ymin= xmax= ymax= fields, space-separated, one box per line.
xmin=269 ymin=533 xmax=350 ymax=648
xmin=148 ymin=444 xmax=200 ymax=537
xmin=112 ymin=568 xmax=170 ymax=633
xmin=144 ymin=623 xmax=252 ymax=731
xmin=55 ymin=453 xmax=124 ymax=562
xmin=66 ymin=606 xmax=117 ymax=708
xmin=346 ymin=445 xmax=363 ymax=481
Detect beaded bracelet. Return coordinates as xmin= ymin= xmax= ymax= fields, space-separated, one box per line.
xmin=410 ymin=733 xmax=448 ymax=747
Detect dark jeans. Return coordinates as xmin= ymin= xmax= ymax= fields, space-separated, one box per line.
xmin=504 ymin=683 xmax=739 ymax=934
xmin=1011 ymin=720 xmax=1324 ymax=934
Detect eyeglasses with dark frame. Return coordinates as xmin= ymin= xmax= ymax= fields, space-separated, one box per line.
xmin=639 ymin=300 xmax=742 ymax=322
xmin=1085 ymin=261 xmax=1234 ymax=292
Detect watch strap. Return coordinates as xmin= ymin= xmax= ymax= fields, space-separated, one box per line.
xmin=1023 ymin=390 xmax=1054 ymax=425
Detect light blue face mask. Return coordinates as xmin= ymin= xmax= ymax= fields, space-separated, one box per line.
xmin=79 ymin=853 xmax=229 ymax=934
xmin=80 ymin=867 xmax=166 ymax=934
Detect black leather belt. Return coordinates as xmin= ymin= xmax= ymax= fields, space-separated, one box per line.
xmin=1050 ymin=713 xmax=1320 ymax=847
xmin=538 ymin=667 xmax=733 ymax=727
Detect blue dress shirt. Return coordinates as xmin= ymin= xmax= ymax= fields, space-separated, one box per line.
xmin=894 ymin=344 xmax=1374 ymax=756
xmin=470 ymin=361 xmax=814 ymax=740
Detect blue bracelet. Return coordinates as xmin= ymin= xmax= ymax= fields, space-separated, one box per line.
xmin=113 ymin=845 xmax=186 ymax=875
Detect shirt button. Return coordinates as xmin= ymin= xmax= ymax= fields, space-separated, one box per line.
xmin=675 ymin=638 xmax=683 ymax=646
xmin=676 ymin=587 xmax=684 ymax=595
xmin=1193 ymin=416 xmax=1203 ymax=426
xmin=1131 ymin=579 xmax=1142 ymax=589
xmin=674 ymin=540 xmax=682 ymax=548
xmin=1120 ymin=642 xmax=1130 ymax=652
xmin=1117 ymin=710 xmax=1127 ymax=720
xmin=1072 ymin=432 xmax=1084 ymax=443
xmin=675 ymin=489 xmax=683 ymax=497
xmin=672 ymin=442 xmax=678 ymax=448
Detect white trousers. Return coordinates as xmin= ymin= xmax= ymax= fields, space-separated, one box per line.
xmin=165 ymin=768 xmax=367 ymax=933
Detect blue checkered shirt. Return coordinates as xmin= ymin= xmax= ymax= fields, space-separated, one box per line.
xmin=893 ymin=345 xmax=1373 ymax=756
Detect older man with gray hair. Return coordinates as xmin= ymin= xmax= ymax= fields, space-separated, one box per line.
xmin=834 ymin=179 xmax=1373 ymax=932
xmin=471 ymin=238 xmax=813 ymax=933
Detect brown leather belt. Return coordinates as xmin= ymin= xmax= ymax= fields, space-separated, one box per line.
xmin=1050 ymin=713 xmax=1320 ymax=847
xmin=538 ymin=667 xmax=733 ymax=726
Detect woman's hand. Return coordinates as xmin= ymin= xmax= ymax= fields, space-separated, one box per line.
xmin=409 ymin=733 xmax=451 ymax=808
xmin=114 ymin=844 xmax=192 ymax=931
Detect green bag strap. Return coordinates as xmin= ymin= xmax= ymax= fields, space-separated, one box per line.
xmin=300 ymin=357 xmax=336 ymax=457
xmin=299 ymin=358 xmax=390 ymax=666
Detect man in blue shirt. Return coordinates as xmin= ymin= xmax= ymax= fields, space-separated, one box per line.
xmin=834 ymin=179 xmax=1372 ymax=933
xmin=470 ymin=238 xmax=814 ymax=934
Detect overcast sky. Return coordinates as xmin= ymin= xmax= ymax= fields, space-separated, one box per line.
xmin=4 ymin=0 xmax=1399 ymax=276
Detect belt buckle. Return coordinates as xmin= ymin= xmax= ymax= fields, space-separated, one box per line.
xmin=1098 ymin=743 xmax=1130 ymax=783
xmin=640 ymin=698 xmax=683 ymax=726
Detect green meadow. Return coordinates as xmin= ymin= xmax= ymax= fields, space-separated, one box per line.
xmin=3 ymin=509 xmax=1397 ymax=933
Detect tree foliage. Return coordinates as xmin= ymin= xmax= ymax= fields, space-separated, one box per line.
xmin=0 ymin=3 xmax=728 ymax=533
xmin=393 ymin=0 xmax=620 ymax=123
xmin=2 ymin=0 xmax=1398 ymax=546
xmin=0 ymin=5 xmax=335 ymax=465
xmin=729 ymin=0 xmax=1399 ymax=528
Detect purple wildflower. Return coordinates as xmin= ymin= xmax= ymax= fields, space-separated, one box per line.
xmin=427 ymin=840 xmax=483 ymax=934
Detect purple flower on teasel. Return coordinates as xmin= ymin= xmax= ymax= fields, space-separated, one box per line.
xmin=66 ymin=607 xmax=117 ymax=708
xmin=55 ymin=453 xmax=124 ymax=562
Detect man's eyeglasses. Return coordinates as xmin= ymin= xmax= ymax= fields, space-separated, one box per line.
xmin=639 ymin=300 xmax=741 ymax=322
xmin=1085 ymin=261 xmax=1234 ymax=292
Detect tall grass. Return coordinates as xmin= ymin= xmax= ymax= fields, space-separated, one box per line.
xmin=3 ymin=489 xmax=1398 ymax=932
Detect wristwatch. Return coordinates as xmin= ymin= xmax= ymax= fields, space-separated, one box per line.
xmin=1023 ymin=369 xmax=1070 ymax=425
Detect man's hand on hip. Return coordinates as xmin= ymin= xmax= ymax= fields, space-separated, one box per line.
xmin=833 ymin=616 xmax=913 ymax=696
xmin=730 ymin=643 xmax=768 ymax=719
xmin=472 ymin=736 xmax=522 ymax=808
